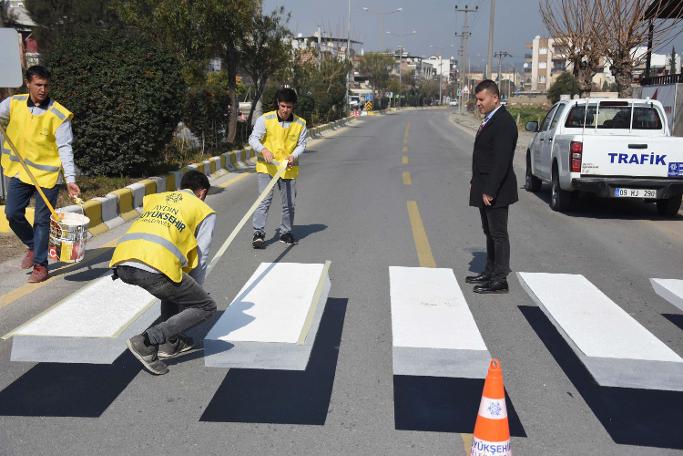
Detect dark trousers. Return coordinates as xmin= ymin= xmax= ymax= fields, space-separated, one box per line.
xmin=115 ymin=266 xmax=217 ymax=345
xmin=4 ymin=177 xmax=60 ymax=266
xmin=479 ymin=205 xmax=511 ymax=281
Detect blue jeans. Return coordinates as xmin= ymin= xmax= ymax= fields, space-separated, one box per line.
xmin=252 ymin=172 xmax=296 ymax=235
xmin=4 ymin=177 xmax=60 ymax=266
xmin=115 ymin=266 xmax=217 ymax=345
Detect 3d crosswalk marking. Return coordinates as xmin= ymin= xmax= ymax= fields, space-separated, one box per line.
xmin=6 ymin=275 xmax=159 ymax=364
xmin=204 ymin=262 xmax=331 ymax=370
xmin=390 ymin=266 xmax=490 ymax=378
xmin=651 ymin=278 xmax=683 ymax=312
xmin=518 ymin=272 xmax=683 ymax=391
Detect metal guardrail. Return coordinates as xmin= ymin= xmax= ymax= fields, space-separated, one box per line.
xmin=641 ymin=74 xmax=683 ymax=86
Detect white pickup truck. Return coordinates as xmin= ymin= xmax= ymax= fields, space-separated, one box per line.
xmin=524 ymin=98 xmax=683 ymax=216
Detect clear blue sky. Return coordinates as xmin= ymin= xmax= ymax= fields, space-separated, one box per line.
xmin=263 ymin=0 xmax=683 ymax=72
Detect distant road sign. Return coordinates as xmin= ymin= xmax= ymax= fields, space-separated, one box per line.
xmin=0 ymin=28 xmax=23 ymax=88
xmin=364 ymin=101 xmax=373 ymax=111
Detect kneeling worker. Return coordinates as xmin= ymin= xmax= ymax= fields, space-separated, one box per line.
xmin=110 ymin=170 xmax=216 ymax=375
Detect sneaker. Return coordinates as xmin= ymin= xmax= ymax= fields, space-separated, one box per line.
xmin=20 ymin=250 xmax=34 ymax=270
xmin=126 ymin=334 xmax=169 ymax=375
xmin=279 ymin=232 xmax=297 ymax=245
xmin=252 ymin=231 xmax=266 ymax=249
xmin=27 ymin=264 xmax=48 ymax=283
xmin=158 ymin=335 xmax=195 ymax=359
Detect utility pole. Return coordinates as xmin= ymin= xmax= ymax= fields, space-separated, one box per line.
xmin=494 ymin=50 xmax=512 ymax=99
xmin=455 ymin=4 xmax=477 ymax=113
xmin=346 ymin=0 xmax=351 ymax=114
xmin=486 ymin=0 xmax=495 ymax=79
xmin=494 ymin=50 xmax=512 ymax=80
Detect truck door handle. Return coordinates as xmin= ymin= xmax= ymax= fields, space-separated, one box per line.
xmin=628 ymin=144 xmax=647 ymax=149
xmin=539 ymin=138 xmax=544 ymax=142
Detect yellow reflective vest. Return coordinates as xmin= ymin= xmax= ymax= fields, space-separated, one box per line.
xmin=110 ymin=190 xmax=215 ymax=283
xmin=255 ymin=111 xmax=306 ymax=180
xmin=1 ymin=94 xmax=73 ymax=188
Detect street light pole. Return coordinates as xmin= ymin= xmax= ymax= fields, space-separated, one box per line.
xmin=362 ymin=6 xmax=402 ymax=51
xmin=386 ymin=30 xmax=416 ymax=108
xmin=346 ymin=0 xmax=351 ymax=114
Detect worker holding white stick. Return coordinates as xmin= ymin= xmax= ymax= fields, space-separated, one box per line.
xmin=1 ymin=65 xmax=80 ymax=283
xmin=249 ymin=87 xmax=308 ymax=249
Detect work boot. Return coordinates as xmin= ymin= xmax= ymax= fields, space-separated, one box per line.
xmin=126 ymin=334 xmax=169 ymax=375
xmin=158 ymin=335 xmax=195 ymax=359
xmin=20 ymin=250 xmax=34 ymax=270
xmin=27 ymin=264 xmax=48 ymax=283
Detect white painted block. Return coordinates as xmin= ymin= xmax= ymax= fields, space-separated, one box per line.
xmin=204 ymin=262 xmax=331 ymax=370
xmin=149 ymin=176 xmax=166 ymax=194
xmin=518 ymin=272 xmax=683 ymax=391
xmin=126 ymin=182 xmax=146 ymax=209
xmin=651 ymin=278 xmax=683 ymax=312
xmin=390 ymin=266 xmax=489 ymax=378
xmin=9 ymin=275 xmax=159 ymax=364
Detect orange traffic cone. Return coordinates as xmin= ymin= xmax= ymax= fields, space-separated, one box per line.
xmin=470 ymin=359 xmax=511 ymax=456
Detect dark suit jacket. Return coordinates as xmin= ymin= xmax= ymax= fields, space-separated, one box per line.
xmin=469 ymin=105 xmax=518 ymax=208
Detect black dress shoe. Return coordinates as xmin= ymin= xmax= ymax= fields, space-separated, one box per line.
xmin=473 ymin=279 xmax=509 ymax=294
xmin=465 ymin=273 xmax=491 ymax=284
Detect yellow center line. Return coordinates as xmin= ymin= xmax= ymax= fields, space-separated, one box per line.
xmin=402 ymin=156 xmax=409 ymax=165
xmin=0 ymin=238 xmax=119 ymax=310
xmin=402 ymin=145 xmax=408 ymax=153
xmin=406 ymin=201 xmax=436 ymax=268
xmin=217 ymin=171 xmax=253 ymax=189
xmin=402 ymin=171 xmax=412 ymax=186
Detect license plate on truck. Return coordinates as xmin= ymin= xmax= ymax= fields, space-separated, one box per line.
xmin=613 ymin=188 xmax=657 ymax=198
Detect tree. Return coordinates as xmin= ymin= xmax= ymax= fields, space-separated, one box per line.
xmin=24 ymin=0 xmax=121 ymax=51
xmin=240 ymin=6 xmax=292 ymax=126
xmin=594 ymin=0 xmax=683 ymax=96
xmin=183 ymin=72 xmax=230 ymax=154
xmin=44 ymin=28 xmax=185 ymax=176
xmin=359 ymin=52 xmax=394 ymax=105
xmin=115 ymin=0 xmax=257 ymax=144
xmin=669 ymin=46 xmax=678 ymax=75
xmin=547 ymin=71 xmax=581 ymax=103
xmin=540 ymin=0 xmax=603 ymax=96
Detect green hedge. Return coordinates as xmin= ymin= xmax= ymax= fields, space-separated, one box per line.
xmin=45 ymin=28 xmax=185 ymax=176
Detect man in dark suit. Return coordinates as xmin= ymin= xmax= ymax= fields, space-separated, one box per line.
xmin=466 ymin=80 xmax=518 ymax=294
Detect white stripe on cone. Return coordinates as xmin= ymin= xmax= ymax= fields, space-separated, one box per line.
xmin=470 ymin=437 xmax=511 ymax=456
xmin=477 ymin=396 xmax=508 ymax=420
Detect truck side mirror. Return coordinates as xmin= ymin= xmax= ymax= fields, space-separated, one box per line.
xmin=525 ymin=121 xmax=539 ymax=132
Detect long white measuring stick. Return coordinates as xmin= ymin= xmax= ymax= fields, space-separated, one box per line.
xmin=206 ymin=160 xmax=288 ymax=276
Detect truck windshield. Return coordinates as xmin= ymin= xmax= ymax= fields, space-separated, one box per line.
xmin=564 ymin=103 xmax=662 ymax=130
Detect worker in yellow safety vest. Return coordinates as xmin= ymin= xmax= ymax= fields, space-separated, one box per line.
xmin=110 ymin=170 xmax=216 ymax=375
xmin=249 ymin=87 xmax=308 ymax=249
xmin=1 ymin=65 xmax=81 ymax=283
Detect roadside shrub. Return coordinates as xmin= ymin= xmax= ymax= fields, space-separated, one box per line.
xmin=44 ymin=28 xmax=185 ymax=176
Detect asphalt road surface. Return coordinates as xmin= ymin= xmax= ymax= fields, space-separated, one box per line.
xmin=0 ymin=108 xmax=681 ymax=456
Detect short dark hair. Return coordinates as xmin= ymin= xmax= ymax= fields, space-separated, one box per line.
xmin=475 ymin=79 xmax=500 ymax=98
xmin=276 ymin=87 xmax=298 ymax=104
xmin=25 ymin=65 xmax=51 ymax=82
xmin=180 ymin=170 xmax=210 ymax=192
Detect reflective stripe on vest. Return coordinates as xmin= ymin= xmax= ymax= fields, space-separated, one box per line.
xmin=118 ymin=232 xmax=188 ymax=267
xmin=1 ymin=147 xmax=62 ymax=172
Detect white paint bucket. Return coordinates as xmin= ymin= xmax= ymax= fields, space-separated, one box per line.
xmin=49 ymin=210 xmax=90 ymax=263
